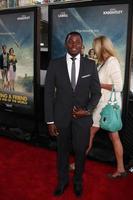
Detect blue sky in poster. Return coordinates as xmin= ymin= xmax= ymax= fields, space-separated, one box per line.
xmin=51 ymin=4 xmax=129 ymax=79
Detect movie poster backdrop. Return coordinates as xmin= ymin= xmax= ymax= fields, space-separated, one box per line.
xmin=49 ymin=1 xmax=132 ymax=84
xmin=130 ymin=16 xmax=133 ymax=93
xmin=0 ymin=8 xmax=39 ymax=115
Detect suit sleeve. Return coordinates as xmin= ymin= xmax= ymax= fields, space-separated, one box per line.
xmin=87 ymin=63 xmax=101 ymax=112
xmin=44 ymin=60 xmax=56 ymax=123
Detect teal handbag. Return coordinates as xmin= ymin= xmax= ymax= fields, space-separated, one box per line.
xmin=100 ymin=87 xmax=122 ymax=132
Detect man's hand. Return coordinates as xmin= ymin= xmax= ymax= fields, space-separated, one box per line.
xmin=48 ymin=124 xmax=59 ymax=137
xmin=72 ymin=106 xmax=90 ymax=119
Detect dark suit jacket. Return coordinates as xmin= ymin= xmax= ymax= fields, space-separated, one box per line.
xmin=44 ymin=55 xmax=101 ymax=127
xmin=0 ymin=53 xmax=9 ymax=69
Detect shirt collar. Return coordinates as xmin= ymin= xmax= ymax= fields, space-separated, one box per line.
xmin=66 ymin=53 xmax=80 ymax=61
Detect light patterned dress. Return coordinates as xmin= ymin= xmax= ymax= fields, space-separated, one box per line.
xmin=92 ymin=56 xmax=123 ymax=127
xmin=7 ymin=55 xmax=17 ymax=81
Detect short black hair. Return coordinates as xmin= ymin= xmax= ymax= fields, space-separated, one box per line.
xmin=65 ymin=31 xmax=83 ymax=44
xmin=2 ymin=44 xmax=6 ymax=49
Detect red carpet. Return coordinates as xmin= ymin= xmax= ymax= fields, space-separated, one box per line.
xmin=0 ymin=136 xmax=133 ymax=200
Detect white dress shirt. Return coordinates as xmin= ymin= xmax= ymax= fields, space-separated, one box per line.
xmin=66 ymin=53 xmax=80 ymax=84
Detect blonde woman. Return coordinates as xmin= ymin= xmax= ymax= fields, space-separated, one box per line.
xmin=70 ymin=36 xmax=127 ymax=178
xmin=7 ymin=48 xmax=17 ymax=91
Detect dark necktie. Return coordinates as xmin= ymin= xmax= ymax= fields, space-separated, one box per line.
xmin=71 ymin=57 xmax=76 ymax=90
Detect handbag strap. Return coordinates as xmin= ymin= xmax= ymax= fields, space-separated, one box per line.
xmin=109 ymin=85 xmax=117 ymax=103
xmin=97 ymin=62 xmax=105 ymax=72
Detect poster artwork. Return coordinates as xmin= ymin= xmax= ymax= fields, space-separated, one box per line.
xmin=0 ymin=11 xmax=34 ymax=114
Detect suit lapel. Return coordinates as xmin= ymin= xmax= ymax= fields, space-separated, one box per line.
xmin=75 ymin=57 xmax=84 ymax=91
xmin=62 ymin=57 xmax=73 ymax=91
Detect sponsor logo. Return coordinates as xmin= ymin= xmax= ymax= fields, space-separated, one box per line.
xmin=58 ymin=11 xmax=68 ymax=18
xmin=17 ymin=15 xmax=30 ymax=20
xmin=103 ymin=8 xmax=123 ymax=15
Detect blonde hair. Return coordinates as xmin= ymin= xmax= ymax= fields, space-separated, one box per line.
xmin=93 ymin=35 xmax=118 ymax=63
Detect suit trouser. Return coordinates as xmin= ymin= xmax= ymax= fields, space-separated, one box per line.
xmin=56 ymin=117 xmax=92 ymax=185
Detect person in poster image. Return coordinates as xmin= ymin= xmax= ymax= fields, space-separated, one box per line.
xmin=88 ymin=48 xmax=97 ymax=61
xmin=0 ymin=45 xmax=9 ymax=90
xmin=81 ymin=44 xmax=87 ymax=58
xmin=44 ymin=32 xmax=101 ymax=197
xmin=7 ymin=48 xmax=17 ymax=91
xmin=86 ymin=35 xmax=127 ymax=178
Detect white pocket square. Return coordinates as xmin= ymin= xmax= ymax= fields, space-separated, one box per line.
xmin=81 ymin=74 xmax=91 ymax=78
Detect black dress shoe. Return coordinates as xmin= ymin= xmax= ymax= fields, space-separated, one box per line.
xmin=74 ymin=183 xmax=83 ymax=197
xmin=53 ymin=183 xmax=68 ymax=196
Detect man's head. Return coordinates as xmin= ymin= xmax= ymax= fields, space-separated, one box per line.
xmin=65 ymin=32 xmax=83 ymax=57
xmin=2 ymin=45 xmax=7 ymax=53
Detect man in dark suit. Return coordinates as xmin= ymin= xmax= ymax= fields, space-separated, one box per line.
xmin=0 ymin=45 xmax=9 ymax=89
xmin=45 ymin=32 xmax=101 ymax=197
